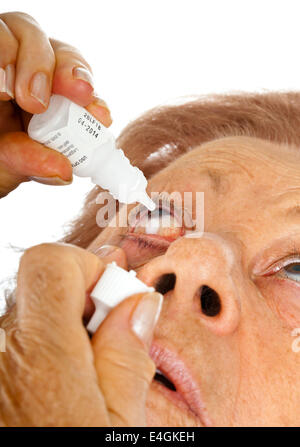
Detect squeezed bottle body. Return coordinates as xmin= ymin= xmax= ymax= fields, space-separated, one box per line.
xmin=28 ymin=95 xmax=155 ymax=209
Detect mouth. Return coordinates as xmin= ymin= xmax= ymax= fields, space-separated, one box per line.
xmin=150 ymin=342 xmax=212 ymax=426
xmin=154 ymin=368 xmax=177 ymax=391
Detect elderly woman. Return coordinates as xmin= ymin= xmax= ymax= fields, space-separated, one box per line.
xmin=1 ymin=12 xmax=300 ymax=427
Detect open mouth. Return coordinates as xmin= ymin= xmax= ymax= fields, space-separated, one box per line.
xmin=152 ymin=366 xmax=199 ymax=419
xmin=154 ymin=368 xmax=176 ymax=391
xmin=150 ymin=342 xmax=212 ymax=426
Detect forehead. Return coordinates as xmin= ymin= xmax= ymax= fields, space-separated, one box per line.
xmin=147 ymin=136 xmax=300 ymax=241
xmin=148 ymin=136 xmax=300 ymax=196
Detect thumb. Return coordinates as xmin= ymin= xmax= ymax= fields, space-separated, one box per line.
xmin=91 ymin=291 xmax=163 ymax=427
xmin=0 ymin=132 xmax=72 ymax=196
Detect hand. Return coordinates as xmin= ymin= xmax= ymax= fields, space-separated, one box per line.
xmin=0 ymin=243 xmax=162 ymax=426
xmin=0 ymin=12 xmax=112 ymax=197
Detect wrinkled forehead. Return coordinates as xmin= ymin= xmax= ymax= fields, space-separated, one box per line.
xmin=147 ymin=136 xmax=300 ymax=197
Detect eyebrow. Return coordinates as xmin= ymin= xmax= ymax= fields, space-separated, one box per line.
xmin=285 ymin=205 xmax=300 ymax=218
xmin=204 ymin=169 xmax=229 ymax=194
xmin=271 ymin=190 xmax=300 ymax=220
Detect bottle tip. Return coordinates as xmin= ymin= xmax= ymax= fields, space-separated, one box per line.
xmin=139 ymin=192 xmax=156 ymax=211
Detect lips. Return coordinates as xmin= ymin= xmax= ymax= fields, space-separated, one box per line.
xmin=150 ymin=342 xmax=212 ymax=426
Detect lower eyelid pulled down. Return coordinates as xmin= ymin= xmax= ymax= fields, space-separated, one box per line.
xmin=122 ymin=233 xmax=172 ymax=250
xmin=119 ymin=233 xmax=171 ymax=269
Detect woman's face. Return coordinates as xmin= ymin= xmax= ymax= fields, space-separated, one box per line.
xmin=88 ymin=136 xmax=300 ymax=426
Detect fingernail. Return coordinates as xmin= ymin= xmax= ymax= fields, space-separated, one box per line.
xmin=131 ymin=292 xmax=163 ymax=348
xmin=5 ymin=64 xmax=15 ymax=98
xmin=0 ymin=65 xmax=14 ymax=98
xmin=0 ymin=68 xmax=5 ymax=93
xmin=73 ymin=67 xmax=94 ymax=89
xmin=93 ymin=95 xmax=110 ymax=111
xmin=93 ymin=244 xmax=118 ymax=258
xmin=30 ymin=175 xmax=72 ymax=186
xmin=30 ymin=72 xmax=49 ymax=107
xmin=88 ymin=97 xmax=112 ymax=126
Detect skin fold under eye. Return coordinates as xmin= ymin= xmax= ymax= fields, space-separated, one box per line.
xmin=254 ymin=252 xmax=300 ymax=327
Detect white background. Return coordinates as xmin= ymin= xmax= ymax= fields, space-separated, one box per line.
xmin=1 ymin=0 xmax=300 ymax=311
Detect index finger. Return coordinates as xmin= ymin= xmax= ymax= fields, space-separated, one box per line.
xmin=17 ymin=243 xmax=103 ymax=352
xmin=50 ymin=39 xmax=112 ymax=127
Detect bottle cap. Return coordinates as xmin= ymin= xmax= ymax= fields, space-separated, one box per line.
xmin=87 ymin=262 xmax=155 ymax=334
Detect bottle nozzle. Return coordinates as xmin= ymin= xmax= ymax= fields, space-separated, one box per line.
xmin=139 ymin=192 xmax=156 ymax=211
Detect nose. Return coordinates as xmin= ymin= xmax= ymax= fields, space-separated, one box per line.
xmin=138 ymin=233 xmax=242 ymax=335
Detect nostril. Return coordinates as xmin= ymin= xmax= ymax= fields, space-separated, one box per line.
xmin=155 ymin=273 xmax=176 ymax=295
xmin=199 ymin=285 xmax=221 ymax=317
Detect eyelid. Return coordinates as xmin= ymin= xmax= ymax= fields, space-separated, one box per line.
xmin=258 ymin=254 xmax=300 ymax=276
xmin=127 ymin=192 xmax=194 ymax=230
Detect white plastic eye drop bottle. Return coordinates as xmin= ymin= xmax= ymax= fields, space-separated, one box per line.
xmin=28 ymin=95 xmax=155 ymax=211
xmin=87 ymin=261 xmax=155 ymax=334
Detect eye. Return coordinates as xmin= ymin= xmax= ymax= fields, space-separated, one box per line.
xmin=282 ymin=263 xmax=300 ymax=282
xmin=129 ymin=206 xmax=184 ymax=240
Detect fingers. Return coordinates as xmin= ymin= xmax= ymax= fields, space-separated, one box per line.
xmin=50 ymin=38 xmax=94 ymax=106
xmin=0 ymin=12 xmax=55 ymax=113
xmin=92 ymin=291 xmax=163 ymax=426
xmin=85 ymin=96 xmax=112 ymax=127
xmin=0 ymin=19 xmax=17 ymax=100
xmin=0 ymin=11 xmax=112 ymax=197
xmin=92 ymin=244 xmax=128 ymax=270
xmin=0 ymin=11 xmax=112 ymax=125
xmin=11 ymin=242 xmax=114 ymax=427
xmin=14 ymin=242 xmax=132 ymax=427
xmin=0 ymin=132 xmax=73 ymax=197
xmin=16 ymin=243 xmax=104 ymax=354
xmin=15 ymin=241 xmax=160 ymax=426
xmin=50 ymin=39 xmax=112 ymax=126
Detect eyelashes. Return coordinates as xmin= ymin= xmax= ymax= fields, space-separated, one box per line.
xmin=258 ymin=250 xmax=300 ymax=284
xmin=280 ymin=261 xmax=300 ymax=282
xmin=134 ymin=236 xmax=162 ymax=250
xmin=119 ymin=233 xmax=170 ymax=269
xmin=124 ymin=233 xmax=171 ymax=250
xmin=127 ymin=191 xmax=194 ymax=233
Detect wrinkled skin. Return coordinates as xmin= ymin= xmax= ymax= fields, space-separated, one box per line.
xmin=0 ymin=11 xmax=111 ymax=197
xmin=1 ymin=11 xmax=300 ymax=428
xmin=0 ymin=11 xmax=161 ymax=428
xmin=89 ymin=136 xmax=300 ymax=426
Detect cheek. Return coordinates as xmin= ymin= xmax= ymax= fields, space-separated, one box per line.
xmin=255 ymin=276 xmax=300 ymax=327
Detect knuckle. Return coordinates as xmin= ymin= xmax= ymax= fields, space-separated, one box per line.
xmin=18 ymin=244 xmax=81 ymax=298
xmin=22 ymin=242 xmax=55 ymax=259
xmin=50 ymin=39 xmax=92 ymax=72
xmin=19 ymin=243 xmax=83 ymax=283
xmin=1 ymin=11 xmax=36 ymax=26
xmin=51 ymin=38 xmax=79 ymax=55
xmin=20 ymin=243 xmax=68 ymax=267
